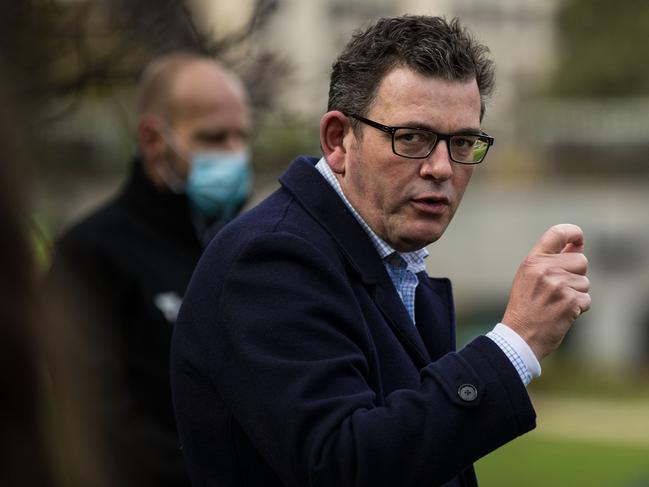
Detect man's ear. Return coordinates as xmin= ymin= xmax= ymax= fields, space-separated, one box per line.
xmin=320 ymin=111 xmax=352 ymax=174
xmin=137 ymin=115 xmax=169 ymax=162
xmin=136 ymin=115 xmax=167 ymax=188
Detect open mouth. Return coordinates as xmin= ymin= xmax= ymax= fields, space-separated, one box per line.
xmin=411 ymin=196 xmax=450 ymax=215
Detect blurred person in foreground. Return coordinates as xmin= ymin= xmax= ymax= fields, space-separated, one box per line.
xmin=48 ymin=52 xmax=253 ymax=487
xmin=0 ymin=89 xmax=55 ymax=487
xmin=171 ymin=16 xmax=591 ymax=487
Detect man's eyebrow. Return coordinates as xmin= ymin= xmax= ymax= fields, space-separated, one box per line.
xmin=194 ymin=130 xmax=228 ymax=139
xmin=400 ymin=121 xmax=482 ymax=134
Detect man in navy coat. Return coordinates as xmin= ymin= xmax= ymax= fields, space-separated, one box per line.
xmin=171 ymin=16 xmax=591 ymax=486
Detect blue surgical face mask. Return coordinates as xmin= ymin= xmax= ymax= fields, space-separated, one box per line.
xmin=185 ymin=151 xmax=252 ymax=219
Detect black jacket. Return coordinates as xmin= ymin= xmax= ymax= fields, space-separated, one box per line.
xmin=172 ymin=157 xmax=535 ymax=487
xmin=49 ymin=159 xmax=206 ymax=487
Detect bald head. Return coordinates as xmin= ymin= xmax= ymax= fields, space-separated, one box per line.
xmin=136 ymin=52 xmax=252 ymax=189
xmin=137 ymin=52 xmax=248 ymax=124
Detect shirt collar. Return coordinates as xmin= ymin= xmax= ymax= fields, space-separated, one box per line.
xmin=314 ymin=157 xmax=428 ymax=273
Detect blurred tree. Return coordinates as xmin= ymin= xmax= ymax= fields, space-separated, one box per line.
xmin=1 ymin=0 xmax=284 ymax=122
xmin=1 ymin=0 xmax=288 ymax=230
xmin=0 ymin=84 xmax=55 ymax=487
xmin=549 ymin=0 xmax=649 ymax=96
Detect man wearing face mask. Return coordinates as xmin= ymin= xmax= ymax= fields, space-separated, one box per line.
xmin=47 ymin=52 xmax=252 ymax=487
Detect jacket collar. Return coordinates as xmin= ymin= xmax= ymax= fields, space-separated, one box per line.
xmin=279 ymin=156 xmax=386 ymax=284
xmin=121 ymin=157 xmax=234 ymax=247
xmin=121 ymin=157 xmax=197 ymax=239
xmin=279 ymin=156 xmax=433 ymax=366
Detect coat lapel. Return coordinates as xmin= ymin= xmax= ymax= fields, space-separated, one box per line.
xmin=279 ymin=157 xmax=431 ymax=367
xmin=373 ymin=281 xmax=431 ymax=367
xmin=414 ymin=274 xmax=456 ymax=360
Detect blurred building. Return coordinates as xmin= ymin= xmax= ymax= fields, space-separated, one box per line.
xmin=202 ymin=0 xmax=558 ymax=136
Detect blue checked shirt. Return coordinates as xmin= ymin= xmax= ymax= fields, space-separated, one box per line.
xmin=315 ymin=158 xmax=540 ymax=385
xmin=315 ymin=158 xmax=426 ymax=324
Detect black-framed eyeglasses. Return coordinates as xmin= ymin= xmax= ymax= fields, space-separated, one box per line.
xmin=347 ymin=114 xmax=494 ymax=164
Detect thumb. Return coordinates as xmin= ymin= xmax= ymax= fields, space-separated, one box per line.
xmin=531 ymin=224 xmax=584 ymax=255
xmin=562 ymin=241 xmax=585 ymax=253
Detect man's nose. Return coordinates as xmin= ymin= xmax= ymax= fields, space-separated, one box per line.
xmin=419 ymin=140 xmax=453 ymax=181
xmin=223 ymin=133 xmax=248 ymax=152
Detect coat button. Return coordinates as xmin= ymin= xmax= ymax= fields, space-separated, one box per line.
xmin=458 ymin=384 xmax=478 ymax=402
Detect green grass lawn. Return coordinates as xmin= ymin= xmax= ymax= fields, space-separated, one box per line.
xmin=462 ymin=358 xmax=649 ymax=485
xmin=476 ymin=434 xmax=649 ymax=487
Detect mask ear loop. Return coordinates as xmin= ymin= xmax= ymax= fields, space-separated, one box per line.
xmin=156 ymin=160 xmax=186 ymax=194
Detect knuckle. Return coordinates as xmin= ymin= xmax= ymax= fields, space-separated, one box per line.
xmin=544 ymin=268 xmax=566 ymax=288
xmin=570 ymin=305 xmax=581 ymax=320
xmin=536 ymin=263 xmax=558 ymax=279
xmin=563 ymin=285 xmax=579 ymax=301
xmin=576 ymin=253 xmax=589 ymax=271
xmin=565 ymin=252 xmax=587 ymax=270
xmin=522 ymin=255 xmax=540 ymax=269
xmin=549 ymin=225 xmax=566 ymax=240
xmin=562 ymin=286 xmax=577 ymax=302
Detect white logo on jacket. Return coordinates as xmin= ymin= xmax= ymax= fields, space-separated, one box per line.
xmin=154 ymin=292 xmax=182 ymax=323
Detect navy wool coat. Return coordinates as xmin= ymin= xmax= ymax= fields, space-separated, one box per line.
xmin=171 ymin=156 xmax=536 ymax=487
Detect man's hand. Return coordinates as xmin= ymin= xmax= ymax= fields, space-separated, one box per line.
xmin=502 ymin=224 xmax=591 ymax=361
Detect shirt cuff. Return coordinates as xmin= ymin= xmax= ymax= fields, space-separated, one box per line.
xmin=486 ymin=323 xmax=542 ymax=386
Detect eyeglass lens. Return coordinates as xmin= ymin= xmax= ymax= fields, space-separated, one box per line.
xmin=393 ymin=128 xmax=489 ymax=163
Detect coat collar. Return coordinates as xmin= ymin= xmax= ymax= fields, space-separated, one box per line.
xmin=279 ymin=156 xmax=385 ymax=284
xmin=121 ymin=157 xmax=200 ymax=244
xmin=279 ymin=156 xmax=433 ymax=366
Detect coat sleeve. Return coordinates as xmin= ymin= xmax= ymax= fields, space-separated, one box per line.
xmin=207 ymin=231 xmax=535 ymax=487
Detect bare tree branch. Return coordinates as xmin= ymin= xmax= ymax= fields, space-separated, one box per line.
xmin=2 ymin=0 xmax=286 ymax=124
